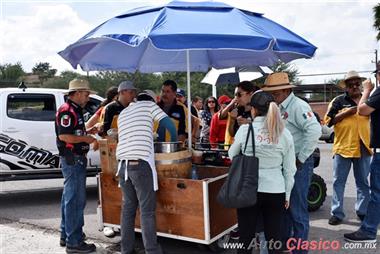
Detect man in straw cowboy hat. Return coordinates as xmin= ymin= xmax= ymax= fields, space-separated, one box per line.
xmin=262 ymin=72 xmax=321 ymax=253
xmin=324 ymin=70 xmax=372 ymax=226
xmin=344 ymin=63 xmax=380 ymax=243
xmin=55 ymin=78 xmax=97 ymax=253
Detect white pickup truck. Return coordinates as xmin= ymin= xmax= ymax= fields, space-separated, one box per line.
xmin=0 ymin=87 xmax=103 ymax=181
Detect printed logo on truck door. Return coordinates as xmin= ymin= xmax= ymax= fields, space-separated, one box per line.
xmin=0 ymin=133 xmax=59 ymax=170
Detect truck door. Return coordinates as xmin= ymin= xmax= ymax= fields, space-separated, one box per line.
xmin=1 ymin=92 xmax=60 ymax=171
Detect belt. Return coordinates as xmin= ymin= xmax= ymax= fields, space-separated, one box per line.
xmin=128 ymin=159 xmax=140 ymax=165
xmin=374 ymin=148 xmax=380 ymax=153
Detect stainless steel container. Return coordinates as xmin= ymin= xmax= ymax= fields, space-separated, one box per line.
xmin=154 ymin=142 xmax=183 ymax=153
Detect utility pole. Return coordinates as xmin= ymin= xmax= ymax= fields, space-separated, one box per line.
xmin=375 ymin=49 xmax=378 ymax=87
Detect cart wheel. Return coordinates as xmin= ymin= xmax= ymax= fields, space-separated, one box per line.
xmin=208 ymin=233 xmax=230 ymax=252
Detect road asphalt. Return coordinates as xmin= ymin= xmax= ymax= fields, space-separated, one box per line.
xmin=1 ymin=143 xmax=379 ymax=254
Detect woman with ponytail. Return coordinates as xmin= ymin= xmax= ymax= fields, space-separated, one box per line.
xmin=228 ymin=91 xmax=297 ymax=254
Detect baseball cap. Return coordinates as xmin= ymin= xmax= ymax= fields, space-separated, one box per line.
xmin=118 ymin=81 xmax=136 ymax=92
xmin=176 ymin=88 xmax=186 ymax=97
xmin=218 ymin=95 xmax=232 ymax=105
xmin=138 ymin=90 xmax=157 ymax=103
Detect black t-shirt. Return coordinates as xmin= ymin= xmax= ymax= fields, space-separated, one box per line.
xmin=366 ymin=87 xmax=380 ymax=148
xmin=233 ymin=106 xmax=252 ymax=134
xmin=326 ymin=93 xmax=357 ymax=127
xmin=102 ymin=100 xmax=125 ymax=135
xmin=55 ymin=99 xmax=89 ymax=155
xmin=158 ymin=100 xmax=187 ymax=136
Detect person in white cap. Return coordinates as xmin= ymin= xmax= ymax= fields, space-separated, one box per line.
xmin=101 ymin=80 xmax=136 ymax=136
xmin=55 ymin=78 xmax=97 ymax=253
xmin=344 ymin=63 xmax=380 ymax=243
xmin=324 ymin=70 xmax=371 ymax=226
xmin=116 ymin=90 xmax=177 ymax=254
xmin=262 ymin=72 xmax=321 ymax=254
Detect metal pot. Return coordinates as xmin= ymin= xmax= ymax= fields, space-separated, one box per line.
xmin=154 ymin=142 xmax=183 ymax=153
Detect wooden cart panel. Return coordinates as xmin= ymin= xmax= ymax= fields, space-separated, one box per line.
xmin=98 ymin=139 xmax=237 ymax=241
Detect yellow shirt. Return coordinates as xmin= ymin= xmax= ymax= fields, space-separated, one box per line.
xmin=324 ymin=94 xmax=372 ymax=158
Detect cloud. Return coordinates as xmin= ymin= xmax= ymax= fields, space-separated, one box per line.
xmin=0 ymin=1 xmax=379 ymax=84
xmin=0 ymin=4 xmax=90 ymax=73
xmin=229 ymin=1 xmax=379 ymax=83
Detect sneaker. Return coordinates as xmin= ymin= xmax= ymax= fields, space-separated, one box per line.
xmin=344 ymin=230 xmax=376 ymax=243
xmin=328 ymin=216 xmax=342 ymax=225
xmin=66 ymin=241 xmax=96 ymax=253
xmin=103 ymin=227 xmax=115 ymax=237
xmin=230 ymin=228 xmax=239 ymax=240
xmin=60 ymin=233 xmax=87 ymax=247
xmin=356 ymin=213 xmax=365 ymax=221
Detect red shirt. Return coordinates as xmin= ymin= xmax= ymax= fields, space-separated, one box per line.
xmin=209 ymin=112 xmax=227 ymax=146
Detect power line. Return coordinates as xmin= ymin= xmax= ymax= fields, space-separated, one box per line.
xmin=298 ymin=70 xmax=373 ymax=77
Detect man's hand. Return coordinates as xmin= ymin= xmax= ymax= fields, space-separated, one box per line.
xmin=346 ymin=106 xmax=357 ymax=115
xmin=237 ymin=116 xmax=250 ymax=126
xmin=230 ymin=108 xmax=238 ymax=119
xmin=362 ymin=79 xmax=374 ymax=93
xmin=84 ymin=135 xmax=96 ymax=144
xmin=296 ymin=158 xmax=303 ymax=170
xmin=285 ymin=201 xmax=290 ymax=209
xmin=86 ymin=125 xmax=99 ymax=135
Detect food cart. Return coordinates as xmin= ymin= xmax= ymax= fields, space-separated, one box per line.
xmin=96 ymin=139 xmax=237 ymax=250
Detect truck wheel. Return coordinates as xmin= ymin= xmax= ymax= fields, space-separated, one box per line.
xmin=308 ymin=173 xmax=327 ymax=212
xmin=326 ymin=133 xmax=334 ymax=143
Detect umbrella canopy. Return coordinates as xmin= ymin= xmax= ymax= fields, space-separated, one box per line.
xmin=59 ymin=1 xmax=317 ymax=72
xmin=201 ymin=66 xmax=273 ymax=86
xmin=59 ymin=1 xmax=317 ymax=147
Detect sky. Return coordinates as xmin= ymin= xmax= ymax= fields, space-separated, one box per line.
xmin=0 ymin=0 xmax=379 ymax=84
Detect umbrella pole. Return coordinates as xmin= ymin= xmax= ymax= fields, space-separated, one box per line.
xmin=212 ymin=84 xmax=217 ymax=98
xmin=186 ymin=50 xmax=192 ymax=151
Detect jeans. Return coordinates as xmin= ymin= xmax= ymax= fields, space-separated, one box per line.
xmin=283 ymin=155 xmax=314 ymax=254
xmin=60 ymin=155 xmax=87 ymax=247
xmin=360 ymin=153 xmax=380 ymax=238
xmin=331 ymin=151 xmax=371 ymax=220
xmin=119 ymin=160 xmax=162 ymax=254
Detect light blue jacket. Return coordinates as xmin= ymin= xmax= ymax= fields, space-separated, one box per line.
xmin=228 ymin=117 xmax=297 ymax=201
xmin=279 ymin=93 xmax=321 ymax=163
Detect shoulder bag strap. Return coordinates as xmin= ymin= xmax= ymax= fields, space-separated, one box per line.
xmin=243 ymin=123 xmax=255 ymax=156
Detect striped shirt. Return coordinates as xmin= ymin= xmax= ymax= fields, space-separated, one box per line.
xmin=116 ymin=101 xmax=167 ymax=161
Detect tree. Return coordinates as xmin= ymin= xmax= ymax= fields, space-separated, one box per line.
xmin=374 ymin=3 xmax=380 ymax=41
xmin=32 ymin=62 xmax=57 ymax=85
xmin=0 ymin=62 xmax=25 ymax=87
xmin=325 ymin=78 xmax=340 ymax=86
xmin=252 ymin=61 xmax=301 ymax=88
xmin=44 ymin=71 xmax=84 ymax=89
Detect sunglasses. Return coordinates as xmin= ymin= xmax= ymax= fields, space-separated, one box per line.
xmin=346 ymin=80 xmax=361 ymax=88
xmin=234 ymin=92 xmax=248 ymax=98
xmin=208 ymin=100 xmax=216 ymax=103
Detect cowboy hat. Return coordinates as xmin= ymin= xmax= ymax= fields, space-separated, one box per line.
xmin=66 ymin=79 xmax=97 ymax=94
xmin=261 ymin=72 xmax=296 ymax=91
xmin=338 ymin=70 xmax=365 ymax=88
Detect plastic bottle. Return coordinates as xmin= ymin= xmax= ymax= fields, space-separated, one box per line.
xmin=191 ymin=165 xmax=198 ymax=180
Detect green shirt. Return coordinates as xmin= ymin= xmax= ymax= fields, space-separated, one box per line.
xmin=228 ymin=117 xmax=296 ymax=201
xmin=280 ymin=93 xmax=321 ymax=163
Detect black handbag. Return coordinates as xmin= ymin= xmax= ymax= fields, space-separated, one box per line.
xmin=217 ymin=123 xmax=259 ymax=208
